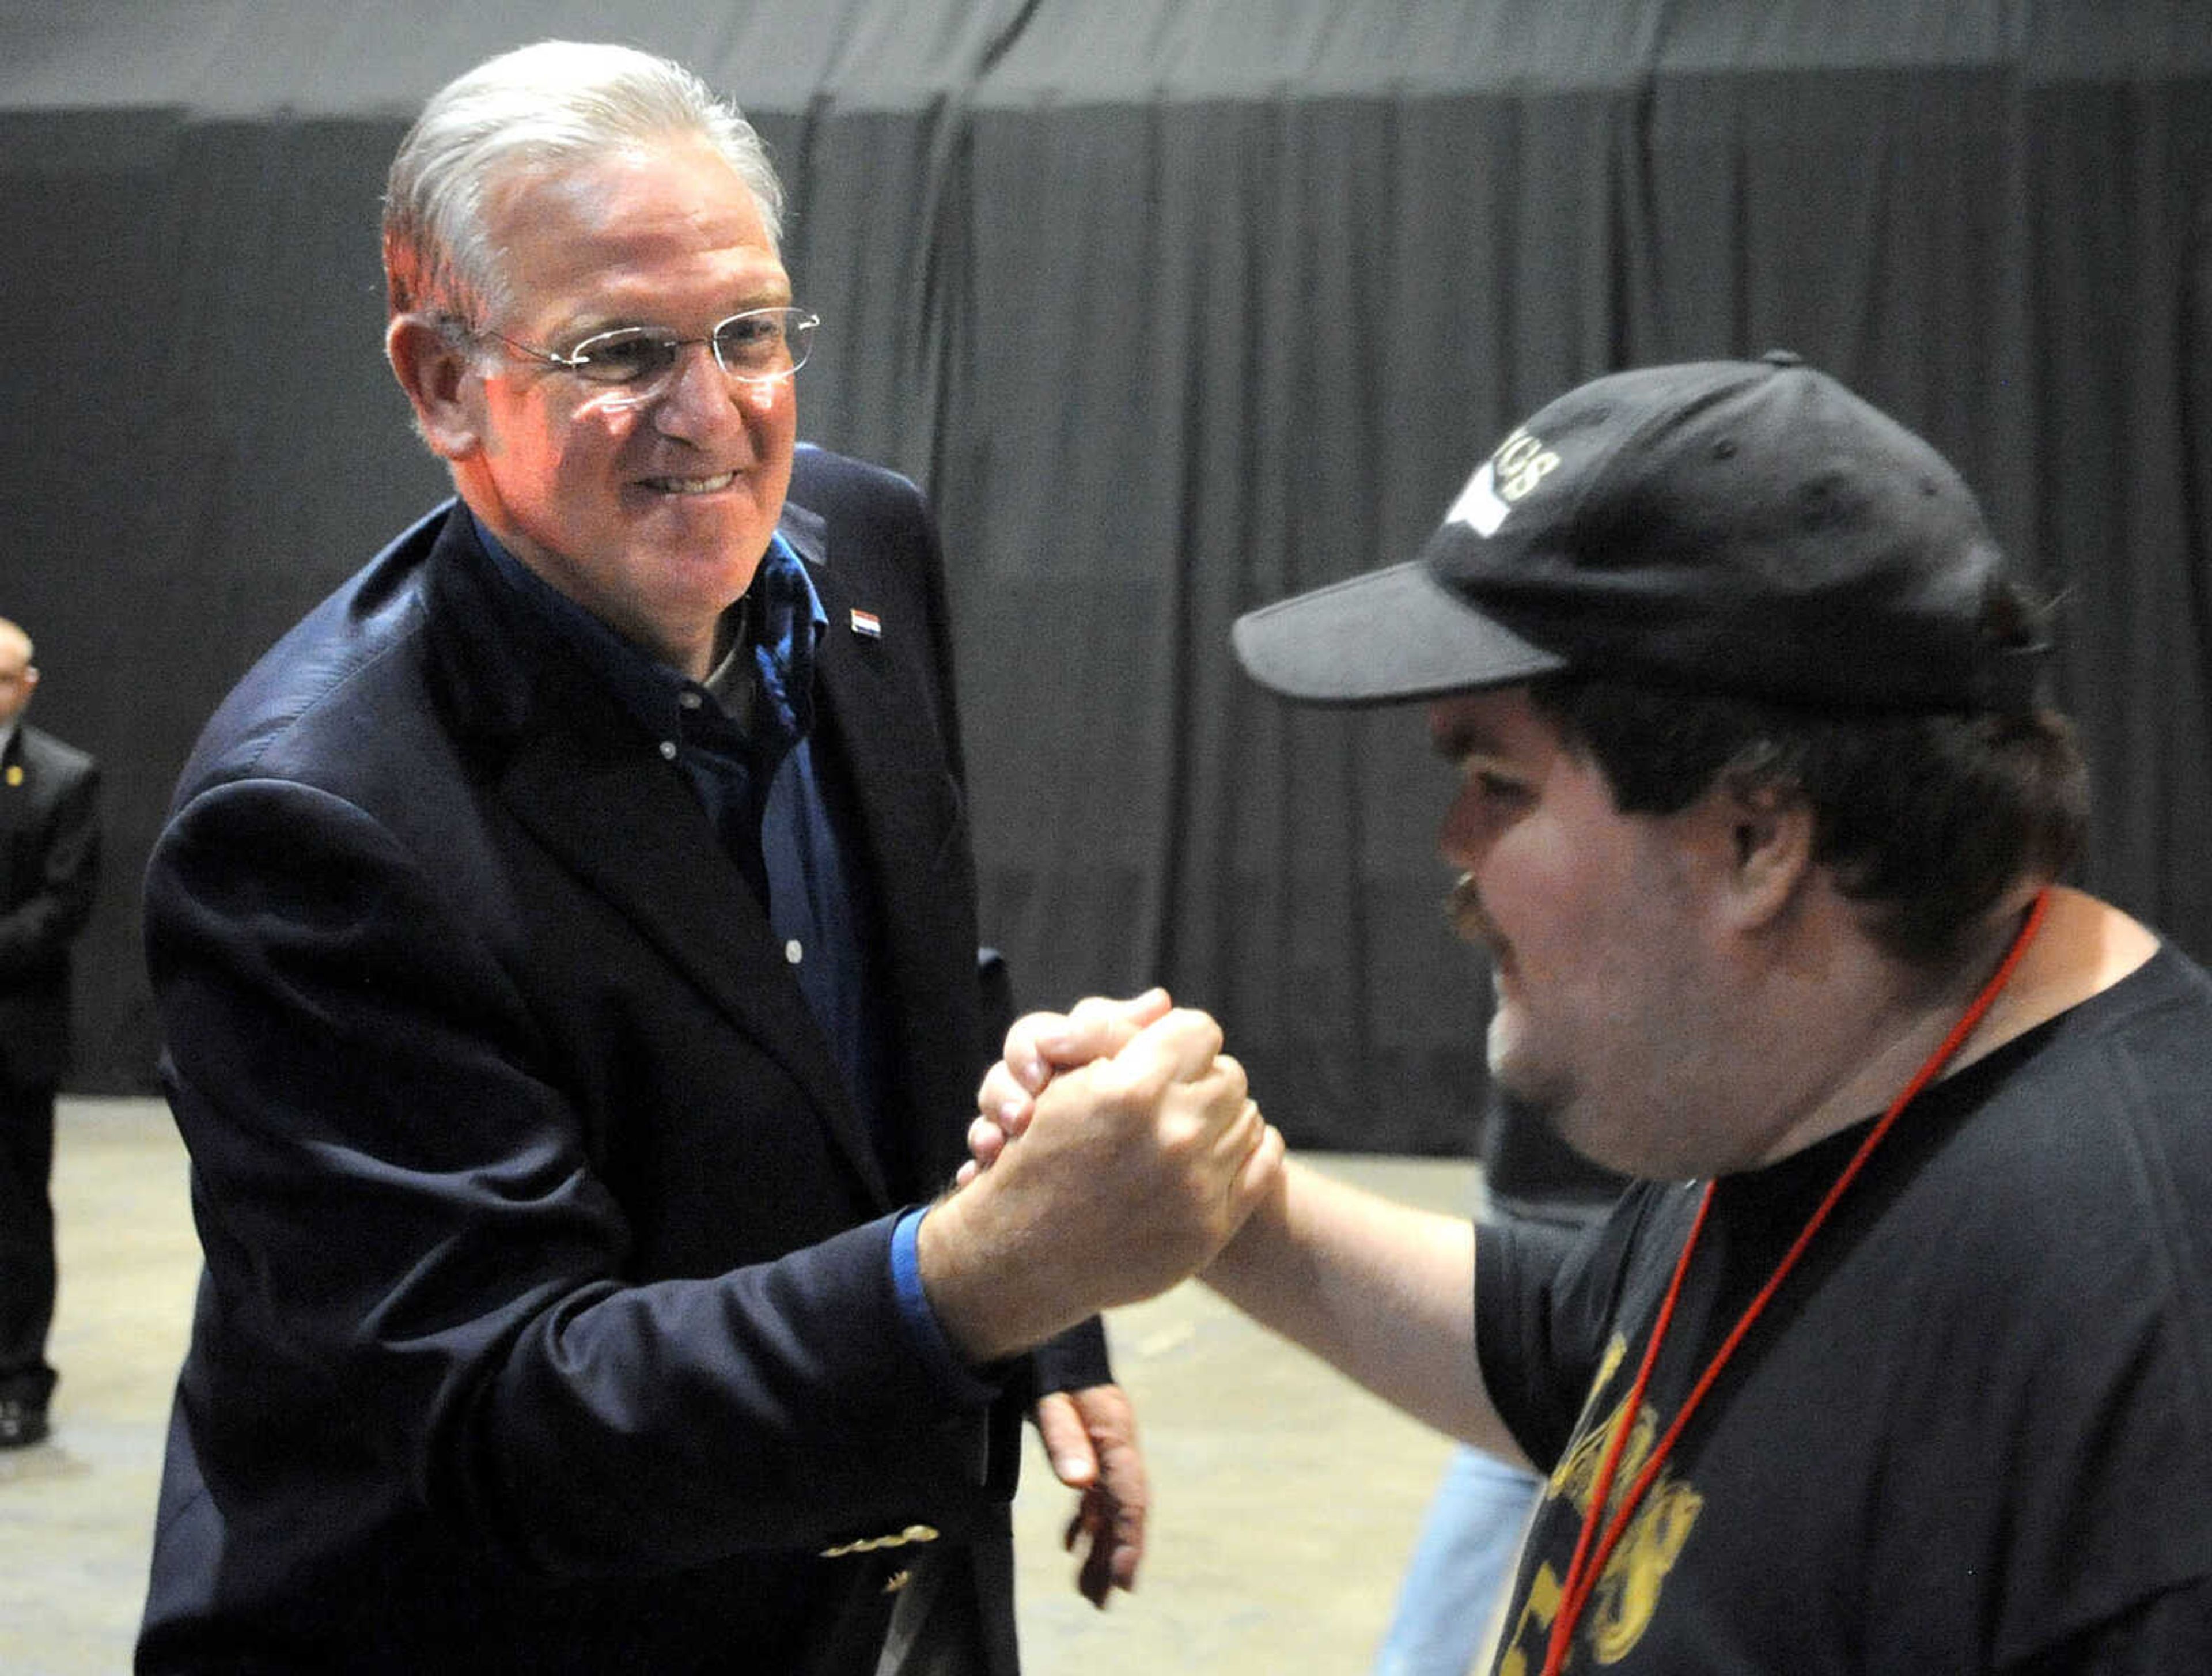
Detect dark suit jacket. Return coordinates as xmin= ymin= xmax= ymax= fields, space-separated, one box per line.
xmin=0 ymin=720 xmax=101 ymax=1089
xmin=139 ymin=447 xmax=1102 ymax=1673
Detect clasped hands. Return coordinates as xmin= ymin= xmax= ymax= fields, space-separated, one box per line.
xmin=919 ymin=989 xmax=1283 ymax=1361
xmin=913 ymin=990 xmax=1283 ymax=1606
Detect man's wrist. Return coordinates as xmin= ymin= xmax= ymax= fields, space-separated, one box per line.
xmin=890 ymin=1207 xmax=1005 ymax=1402
xmin=914 ymin=1184 xmax=1069 ymax=1365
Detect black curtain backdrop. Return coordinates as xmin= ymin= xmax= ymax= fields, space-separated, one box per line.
xmin=6 ymin=1 xmax=2209 ymax=1153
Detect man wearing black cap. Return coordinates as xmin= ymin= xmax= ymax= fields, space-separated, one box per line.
xmin=973 ymin=356 xmax=2212 ymax=1669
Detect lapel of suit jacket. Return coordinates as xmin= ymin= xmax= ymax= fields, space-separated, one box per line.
xmin=426 ymin=509 xmax=895 ymax=1207
xmin=784 ymin=493 xmax=981 ymax=1198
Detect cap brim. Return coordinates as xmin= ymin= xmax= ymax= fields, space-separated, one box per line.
xmin=1230 ymin=560 xmax=1567 ymax=707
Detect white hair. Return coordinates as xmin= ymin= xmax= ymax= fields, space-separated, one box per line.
xmin=382 ymin=40 xmax=785 ymax=326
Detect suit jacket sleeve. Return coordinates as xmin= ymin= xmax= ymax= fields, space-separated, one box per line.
xmin=147 ymin=766 xmax=1013 ymax=1580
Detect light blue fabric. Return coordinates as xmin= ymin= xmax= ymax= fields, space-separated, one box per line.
xmin=1372 ymin=1444 xmax=1544 ymax=1676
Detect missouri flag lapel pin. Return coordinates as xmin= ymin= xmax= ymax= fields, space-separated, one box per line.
xmin=849 ymin=607 xmax=882 ymax=640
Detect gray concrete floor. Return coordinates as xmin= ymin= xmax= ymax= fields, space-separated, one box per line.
xmin=1 ymin=1099 xmax=1477 ymax=1674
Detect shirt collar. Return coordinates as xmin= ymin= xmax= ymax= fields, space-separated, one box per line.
xmin=465 ymin=508 xmax=824 ymax=740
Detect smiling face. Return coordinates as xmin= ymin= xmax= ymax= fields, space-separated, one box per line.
xmin=1430 ymin=686 xmax=1747 ymax=1178
xmin=404 ymin=133 xmax=797 ymax=677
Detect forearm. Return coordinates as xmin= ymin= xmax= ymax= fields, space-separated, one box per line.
xmin=916 ymin=1175 xmax=1101 ymax=1364
xmin=476 ymin=1217 xmax=1005 ymax=1567
xmin=1202 ymin=1157 xmax=1524 ymax=1459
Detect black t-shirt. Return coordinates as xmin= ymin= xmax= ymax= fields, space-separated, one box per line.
xmin=1476 ymin=945 xmax=2212 ymax=1674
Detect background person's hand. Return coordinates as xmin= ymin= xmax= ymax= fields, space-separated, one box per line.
xmin=1033 ymin=1382 xmax=1149 ymax=1607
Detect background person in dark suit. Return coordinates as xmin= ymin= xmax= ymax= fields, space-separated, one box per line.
xmin=0 ymin=615 xmax=101 ymax=1451
xmin=137 ymin=41 xmax=1277 ymax=1674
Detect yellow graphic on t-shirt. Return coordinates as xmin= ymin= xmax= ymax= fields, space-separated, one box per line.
xmin=1495 ymin=1335 xmax=1704 ymax=1672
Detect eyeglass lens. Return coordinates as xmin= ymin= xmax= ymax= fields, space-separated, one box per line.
xmin=570 ymin=308 xmax=816 ymax=385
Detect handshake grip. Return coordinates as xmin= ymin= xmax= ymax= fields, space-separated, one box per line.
xmin=918 ymin=996 xmax=1286 ymax=1364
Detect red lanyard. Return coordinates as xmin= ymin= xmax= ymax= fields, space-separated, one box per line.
xmin=1539 ymin=887 xmax=2053 ymax=1675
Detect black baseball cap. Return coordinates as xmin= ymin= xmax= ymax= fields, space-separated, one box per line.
xmin=1231 ymin=353 xmax=2050 ymax=712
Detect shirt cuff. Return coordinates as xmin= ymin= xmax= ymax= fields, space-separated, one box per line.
xmin=891 ymin=1206 xmax=1006 ymax=1405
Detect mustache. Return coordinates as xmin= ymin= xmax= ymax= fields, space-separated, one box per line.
xmin=1446 ymin=874 xmax=1499 ymax=947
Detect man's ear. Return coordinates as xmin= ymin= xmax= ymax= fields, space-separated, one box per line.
xmin=385 ymin=314 xmax=483 ymax=461
xmin=1715 ymin=777 xmax=1814 ymax=932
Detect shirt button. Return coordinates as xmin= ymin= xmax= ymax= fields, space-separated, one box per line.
xmin=659 ymin=740 xmax=679 ymax=761
xmin=785 ymin=940 xmax=804 ymax=964
xmin=679 ymin=691 xmax=703 ymax=710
